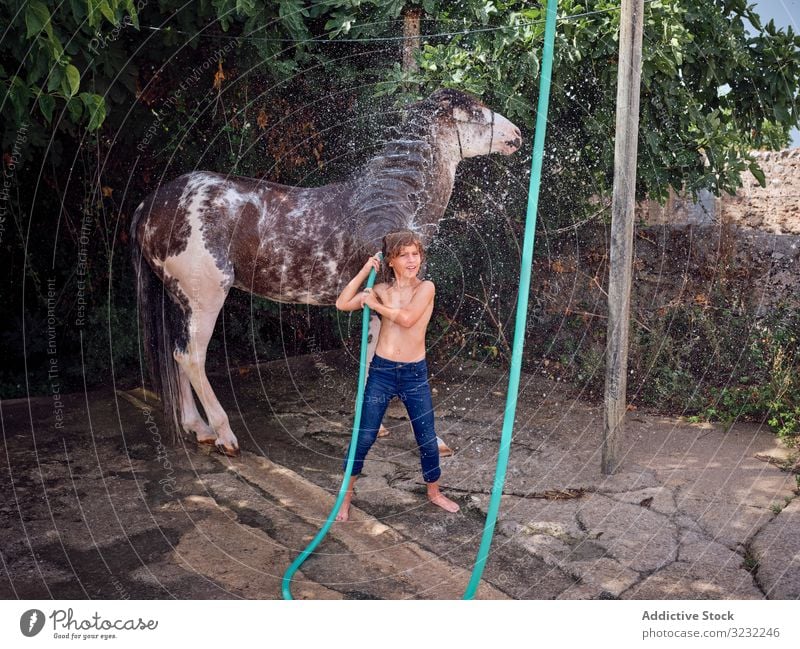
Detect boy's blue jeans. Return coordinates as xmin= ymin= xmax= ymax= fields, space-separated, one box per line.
xmin=345 ymin=354 xmax=441 ymax=483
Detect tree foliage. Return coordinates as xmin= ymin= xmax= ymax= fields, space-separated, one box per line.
xmin=1 ymin=0 xmax=799 ymax=397
xmin=3 ymin=1 xmax=798 ymax=195
xmin=378 ymin=0 xmax=799 ymax=200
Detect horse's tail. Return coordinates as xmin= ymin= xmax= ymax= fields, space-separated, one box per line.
xmin=130 ymin=201 xmax=182 ymax=445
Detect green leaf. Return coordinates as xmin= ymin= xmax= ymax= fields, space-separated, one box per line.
xmin=125 ymin=0 xmax=140 ymax=29
xmin=80 ymin=92 xmax=107 ymax=131
xmin=25 ymin=1 xmax=52 ymax=39
xmin=99 ymin=0 xmax=118 ymax=25
xmin=773 ymin=102 xmax=789 ymax=123
xmin=748 ymin=162 xmax=766 ymax=188
xmin=38 ymin=93 xmax=55 ymax=123
xmin=324 ymin=11 xmax=356 ymax=38
xmin=69 ymin=0 xmax=86 ymax=22
xmin=278 ymin=0 xmax=311 ymax=40
xmin=47 ymin=66 xmax=63 ymax=92
xmin=383 ymin=0 xmax=405 ymax=19
xmin=747 ymin=11 xmax=762 ymax=32
xmin=64 ymin=64 xmax=81 ymax=97
xmin=87 ymin=0 xmax=102 ymax=28
xmin=236 ymin=0 xmax=258 ymax=16
xmin=66 ymin=96 xmax=83 ymax=121
xmin=9 ymin=76 xmax=31 ymax=120
xmin=48 ymin=33 xmax=64 ymax=61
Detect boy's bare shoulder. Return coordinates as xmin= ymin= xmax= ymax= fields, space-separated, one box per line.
xmin=414 ymin=280 xmax=435 ymax=302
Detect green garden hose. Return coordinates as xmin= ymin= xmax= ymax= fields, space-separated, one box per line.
xmin=281 ymin=260 xmax=379 ymax=600
xmin=463 ymin=0 xmax=559 ymax=599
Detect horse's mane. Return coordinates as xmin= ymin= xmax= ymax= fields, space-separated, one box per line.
xmin=350 ymin=89 xmax=485 ymax=247
xmin=351 ymin=136 xmax=433 ymax=246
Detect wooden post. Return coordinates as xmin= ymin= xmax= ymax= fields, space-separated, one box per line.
xmin=603 ymin=0 xmax=645 ymax=474
xmin=402 ymin=8 xmax=422 ymax=75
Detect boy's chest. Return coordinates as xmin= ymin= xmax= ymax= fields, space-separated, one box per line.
xmin=379 ymin=287 xmax=415 ymax=308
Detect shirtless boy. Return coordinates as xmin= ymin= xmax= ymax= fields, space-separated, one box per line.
xmin=334 ymin=230 xmax=460 ymax=521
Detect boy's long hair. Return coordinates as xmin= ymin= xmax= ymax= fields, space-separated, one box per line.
xmin=381 ymin=230 xmax=425 ymax=284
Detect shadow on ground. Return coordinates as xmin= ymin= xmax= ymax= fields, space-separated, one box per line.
xmin=1 ymin=350 xmax=797 ymax=599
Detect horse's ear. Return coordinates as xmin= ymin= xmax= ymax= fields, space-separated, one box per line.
xmin=405 ymin=97 xmax=429 ymax=114
xmin=404 ymin=93 xmax=441 ymax=124
xmin=429 ymin=89 xmax=454 ymax=111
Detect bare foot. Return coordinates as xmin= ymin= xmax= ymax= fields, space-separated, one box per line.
xmin=377 ymin=424 xmax=389 ymax=438
xmin=428 ymin=492 xmax=460 ymax=513
xmin=426 ymin=482 xmax=460 ymax=513
xmin=335 ymin=477 xmax=357 ymax=522
xmin=335 ymin=502 xmax=351 ymax=522
xmin=437 ymin=437 xmax=454 ymax=457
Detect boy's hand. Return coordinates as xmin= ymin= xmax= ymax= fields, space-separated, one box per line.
xmin=335 ymin=255 xmax=381 ymax=312
xmin=361 ymin=255 xmax=381 ymax=275
xmin=359 ymin=288 xmax=380 ymax=310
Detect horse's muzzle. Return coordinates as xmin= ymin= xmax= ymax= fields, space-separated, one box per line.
xmin=500 ymin=137 xmax=522 ymax=154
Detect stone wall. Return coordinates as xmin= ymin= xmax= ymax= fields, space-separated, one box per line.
xmin=723 ymin=148 xmax=800 ymax=235
xmin=514 ymin=148 xmax=799 ymax=411
xmin=637 ymin=147 xmax=800 ymax=235
xmin=534 ymin=220 xmax=799 ymax=329
xmin=572 ymin=147 xmax=800 ymax=320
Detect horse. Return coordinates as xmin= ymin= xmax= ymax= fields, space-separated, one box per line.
xmin=130 ymin=88 xmax=521 ymax=456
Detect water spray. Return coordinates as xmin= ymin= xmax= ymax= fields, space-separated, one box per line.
xmin=282 ymin=0 xmax=558 ymax=600
xmin=463 ymin=0 xmax=559 ymax=599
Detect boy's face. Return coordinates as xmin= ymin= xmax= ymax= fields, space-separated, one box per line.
xmin=388 ymin=243 xmax=422 ymax=280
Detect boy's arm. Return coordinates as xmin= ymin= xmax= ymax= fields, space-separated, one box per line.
xmin=365 ymin=281 xmax=434 ymax=328
xmin=335 ymin=256 xmax=381 ymax=311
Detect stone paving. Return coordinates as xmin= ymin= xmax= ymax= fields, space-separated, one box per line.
xmin=1 ymin=351 xmax=797 ymax=599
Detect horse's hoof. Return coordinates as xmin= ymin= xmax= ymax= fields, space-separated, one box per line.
xmin=196 ymin=438 xmax=216 ymax=446
xmin=215 ymin=443 xmax=240 ymax=457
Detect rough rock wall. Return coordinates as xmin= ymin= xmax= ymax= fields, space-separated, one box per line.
xmin=637 ymin=147 xmax=800 ymax=235
xmin=533 ymin=221 xmax=799 ymax=330
xmin=723 ymin=148 xmax=800 ymax=235
xmin=546 ymin=148 xmax=800 ymax=323
xmin=518 ymin=148 xmax=798 ymax=411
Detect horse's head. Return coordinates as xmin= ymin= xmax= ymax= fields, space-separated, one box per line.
xmin=409 ymin=88 xmax=522 ymax=159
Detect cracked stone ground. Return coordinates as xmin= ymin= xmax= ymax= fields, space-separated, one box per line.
xmin=1 ymin=350 xmax=797 ymax=599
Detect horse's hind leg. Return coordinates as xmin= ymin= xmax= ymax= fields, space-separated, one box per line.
xmin=177 ymin=366 xmax=216 ymax=445
xmin=172 ymin=285 xmax=240 ymax=456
